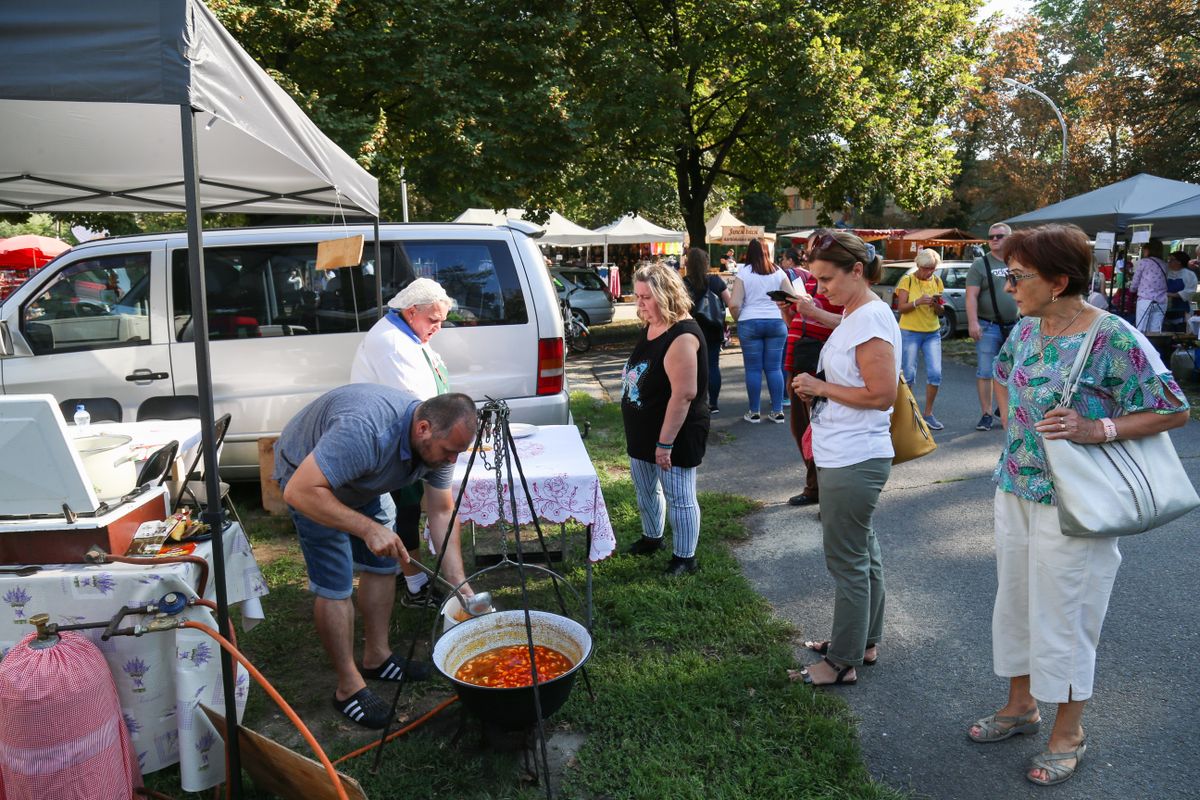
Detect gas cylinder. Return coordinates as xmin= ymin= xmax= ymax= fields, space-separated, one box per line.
xmin=1170 ymin=344 xmax=1194 ymax=383
xmin=0 ymin=628 xmax=141 ymax=799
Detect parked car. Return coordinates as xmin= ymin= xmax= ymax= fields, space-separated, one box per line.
xmin=550 ymin=266 xmax=615 ymax=326
xmin=0 ymin=221 xmax=568 ymax=480
xmin=870 ymin=260 xmax=972 ymax=339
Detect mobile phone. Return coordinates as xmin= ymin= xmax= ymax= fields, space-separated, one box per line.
xmin=767 ymin=289 xmax=797 ymax=302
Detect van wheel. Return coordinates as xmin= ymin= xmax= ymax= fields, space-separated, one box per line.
xmin=939 ymin=308 xmax=957 ymax=339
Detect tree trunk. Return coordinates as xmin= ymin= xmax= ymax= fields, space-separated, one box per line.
xmin=676 ymin=143 xmax=708 ymax=250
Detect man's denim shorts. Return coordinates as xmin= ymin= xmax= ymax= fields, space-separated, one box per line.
xmin=291 ymin=493 xmax=399 ymax=600
xmin=975 ymin=320 xmax=1015 ymax=380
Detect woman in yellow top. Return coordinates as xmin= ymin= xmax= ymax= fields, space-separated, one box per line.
xmin=896 ymin=249 xmax=945 ymax=430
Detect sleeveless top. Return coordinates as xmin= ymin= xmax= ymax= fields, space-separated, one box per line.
xmin=621 ymin=319 xmax=710 ymax=467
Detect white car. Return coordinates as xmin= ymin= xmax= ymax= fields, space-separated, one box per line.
xmin=0 ymin=222 xmax=568 ymax=479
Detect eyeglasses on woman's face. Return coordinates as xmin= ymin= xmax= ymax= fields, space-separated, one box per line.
xmin=1004 ymin=269 xmax=1038 ymax=289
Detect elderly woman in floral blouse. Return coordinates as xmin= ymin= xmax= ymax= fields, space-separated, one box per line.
xmin=967 ymin=224 xmax=1188 ymax=787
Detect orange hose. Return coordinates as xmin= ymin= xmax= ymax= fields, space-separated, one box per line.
xmin=181 ymin=621 xmax=349 ymax=800
xmin=331 ymin=697 xmax=458 ymax=767
xmin=188 ymin=598 xmax=236 ymax=647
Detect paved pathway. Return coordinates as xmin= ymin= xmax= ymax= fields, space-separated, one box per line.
xmin=567 ymin=337 xmax=1200 ymax=800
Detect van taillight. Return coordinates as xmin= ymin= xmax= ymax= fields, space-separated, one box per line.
xmin=537 ymin=337 xmax=564 ymax=395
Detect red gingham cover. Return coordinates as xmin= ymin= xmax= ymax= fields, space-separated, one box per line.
xmin=0 ymin=631 xmax=141 ymax=799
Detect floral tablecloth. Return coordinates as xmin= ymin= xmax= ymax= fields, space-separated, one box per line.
xmin=0 ymin=524 xmax=267 ymax=792
xmin=452 ymin=425 xmax=616 ymax=562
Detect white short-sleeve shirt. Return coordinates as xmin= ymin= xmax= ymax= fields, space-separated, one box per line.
xmin=811 ymin=300 xmax=902 ymax=468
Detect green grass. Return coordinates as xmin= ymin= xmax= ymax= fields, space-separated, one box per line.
xmin=145 ymin=394 xmax=905 ymax=800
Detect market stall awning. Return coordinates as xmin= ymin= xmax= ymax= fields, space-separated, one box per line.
xmin=0 ymin=0 xmax=378 ymax=216
xmin=1127 ymin=194 xmax=1200 ymax=239
xmin=1004 ymin=173 xmax=1200 ymax=235
xmin=0 ymin=235 xmax=71 ymax=270
xmin=705 ymin=209 xmax=747 ymax=243
xmin=594 ymin=213 xmax=685 ymax=244
xmin=452 ymin=208 xmax=602 ymax=245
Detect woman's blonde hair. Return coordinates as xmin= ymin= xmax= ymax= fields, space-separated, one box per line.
xmin=634 ymin=262 xmax=692 ymax=326
xmin=915 ymin=248 xmax=941 ymax=270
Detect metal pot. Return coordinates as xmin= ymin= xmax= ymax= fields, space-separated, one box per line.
xmin=71 ymin=434 xmax=137 ymax=501
xmin=432 ymin=610 xmax=593 ymax=730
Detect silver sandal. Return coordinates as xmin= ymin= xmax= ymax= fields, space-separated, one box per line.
xmin=1027 ymin=738 xmax=1087 ymax=786
xmin=967 ymin=708 xmax=1040 ymax=743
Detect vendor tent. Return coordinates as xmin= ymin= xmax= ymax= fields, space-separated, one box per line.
xmin=705 ymin=209 xmax=748 ymax=243
xmin=452 ymin=208 xmax=602 ymax=246
xmin=1128 ymin=194 xmax=1200 ymax=239
xmin=595 ymin=213 xmax=686 ymax=266
xmin=888 ymin=228 xmax=983 ymax=260
xmin=1004 ymin=174 xmax=1200 ymax=234
xmin=0 ymin=1 xmax=379 ymax=794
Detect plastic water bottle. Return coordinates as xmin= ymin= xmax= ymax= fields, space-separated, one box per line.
xmin=73 ymin=403 xmax=91 ymax=431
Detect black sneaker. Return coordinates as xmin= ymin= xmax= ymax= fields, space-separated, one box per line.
xmin=401 ymin=582 xmax=445 ymax=609
xmin=664 ymin=556 xmax=698 ymax=576
xmin=975 ymin=413 xmax=993 ymax=432
xmin=627 ymin=536 xmax=664 ymax=556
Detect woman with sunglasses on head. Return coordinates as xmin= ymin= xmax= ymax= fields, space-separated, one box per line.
xmin=791 ymin=230 xmax=901 ymax=687
xmin=729 ymin=238 xmax=790 ymax=423
xmin=968 ymin=224 xmax=1187 ymax=786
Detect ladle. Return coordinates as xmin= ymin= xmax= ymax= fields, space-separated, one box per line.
xmin=406 ymin=556 xmax=494 ymax=617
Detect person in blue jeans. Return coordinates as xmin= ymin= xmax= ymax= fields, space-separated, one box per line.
xmin=896 ymin=249 xmax=945 ymax=430
xmin=730 ymin=238 xmax=790 ymax=423
xmin=683 ymin=247 xmax=731 ymax=412
xmin=966 ymin=223 xmax=1020 ymax=431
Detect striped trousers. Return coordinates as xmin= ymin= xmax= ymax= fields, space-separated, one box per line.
xmin=629 ymin=458 xmax=701 ymax=558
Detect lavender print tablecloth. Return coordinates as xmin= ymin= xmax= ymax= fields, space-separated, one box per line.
xmin=0 ymin=524 xmax=267 ymax=792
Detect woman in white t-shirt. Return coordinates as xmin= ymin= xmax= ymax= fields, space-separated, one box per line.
xmin=729 ymin=238 xmax=791 ymax=423
xmin=792 ymin=229 xmax=902 ymax=687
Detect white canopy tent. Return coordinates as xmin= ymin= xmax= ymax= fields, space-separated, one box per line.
xmin=594 ymin=213 xmax=686 ymax=265
xmin=452 ymin=208 xmax=602 ymax=246
xmin=0 ymin=2 xmax=379 ymax=793
xmin=705 ymin=209 xmax=747 ymax=243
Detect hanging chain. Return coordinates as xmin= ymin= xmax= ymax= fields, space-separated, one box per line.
xmin=480 ymin=399 xmax=512 ymax=560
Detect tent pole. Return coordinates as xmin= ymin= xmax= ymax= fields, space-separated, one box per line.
xmin=181 ymin=105 xmax=243 ymax=800
xmin=374 ymin=217 xmax=384 ymax=319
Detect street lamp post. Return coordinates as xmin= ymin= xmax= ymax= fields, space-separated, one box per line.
xmin=1002 ymin=77 xmax=1068 ymax=201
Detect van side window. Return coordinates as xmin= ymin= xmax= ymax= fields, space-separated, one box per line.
xmin=389 ymin=241 xmax=527 ymax=326
xmin=21 ymin=254 xmax=152 ymax=355
xmin=171 ymin=244 xmax=390 ymax=339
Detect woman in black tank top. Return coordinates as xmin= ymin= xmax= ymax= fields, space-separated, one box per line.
xmin=621 ymin=263 xmax=710 ymax=576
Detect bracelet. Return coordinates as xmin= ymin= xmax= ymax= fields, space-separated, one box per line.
xmin=656 ymin=441 xmax=674 ymax=450
xmin=1101 ymin=417 xmax=1118 ymax=443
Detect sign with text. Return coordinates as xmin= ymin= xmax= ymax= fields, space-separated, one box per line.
xmin=719 ymin=225 xmax=766 ymax=245
xmin=1095 ymin=232 xmax=1116 ymax=251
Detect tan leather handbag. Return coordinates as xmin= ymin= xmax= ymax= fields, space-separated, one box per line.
xmin=891 ymin=376 xmax=936 ymax=464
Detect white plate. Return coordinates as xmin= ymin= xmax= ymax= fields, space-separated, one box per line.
xmin=508 ymin=423 xmax=538 ymax=439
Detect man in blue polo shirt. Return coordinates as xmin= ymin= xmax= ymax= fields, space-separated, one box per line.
xmin=274 ymin=384 xmax=477 ymax=728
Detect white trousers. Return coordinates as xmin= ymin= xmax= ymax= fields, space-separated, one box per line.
xmin=992 ymin=489 xmax=1122 ymax=703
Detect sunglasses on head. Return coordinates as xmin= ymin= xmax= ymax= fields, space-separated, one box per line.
xmin=809 ymin=231 xmax=861 ymax=262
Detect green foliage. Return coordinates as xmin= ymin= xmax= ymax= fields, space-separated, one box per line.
xmin=0 ymin=213 xmax=76 ymax=243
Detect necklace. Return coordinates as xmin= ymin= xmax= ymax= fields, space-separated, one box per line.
xmin=1040 ymin=303 xmax=1087 ymax=343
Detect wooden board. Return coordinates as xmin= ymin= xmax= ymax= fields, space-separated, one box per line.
xmin=257 ymin=437 xmax=287 ymax=515
xmin=316 ymin=235 xmax=364 ymax=270
xmin=201 ymin=706 xmax=367 ymax=800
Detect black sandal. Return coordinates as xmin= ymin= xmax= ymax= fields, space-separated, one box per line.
xmin=802 ymin=656 xmax=857 ymax=686
xmin=804 ymin=640 xmax=878 ymax=666
xmin=359 ymin=652 xmax=431 ymax=682
xmin=332 ymin=687 xmax=391 ymax=729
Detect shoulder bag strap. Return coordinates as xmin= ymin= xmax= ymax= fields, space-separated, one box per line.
xmin=1057 ymin=313 xmax=1108 ymax=408
xmin=984 ymin=256 xmax=1008 ymax=326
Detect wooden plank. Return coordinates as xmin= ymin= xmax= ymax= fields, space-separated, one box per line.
xmin=258 ymin=437 xmax=287 ymax=515
xmin=201 ymin=706 xmax=367 ymax=800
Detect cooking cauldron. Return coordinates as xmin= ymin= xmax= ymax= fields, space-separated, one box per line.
xmin=432 ymin=610 xmax=592 ymax=730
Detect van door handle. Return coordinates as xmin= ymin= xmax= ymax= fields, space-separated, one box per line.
xmin=126 ymin=369 xmax=169 ymax=382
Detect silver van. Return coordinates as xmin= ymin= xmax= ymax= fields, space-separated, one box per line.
xmin=0 ymin=222 xmax=568 ymax=479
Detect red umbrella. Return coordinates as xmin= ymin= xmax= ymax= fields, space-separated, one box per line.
xmin=0 ymin=235 xmax=71 ymax=270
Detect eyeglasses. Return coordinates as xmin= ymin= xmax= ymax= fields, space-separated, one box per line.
xmin=1004 ymin=270 xmax=1038 ymax=288
xmin=809 ymin=231 xmax=861 ymax=262
xmin=989 ymin=234 xmax=1007 ymax=241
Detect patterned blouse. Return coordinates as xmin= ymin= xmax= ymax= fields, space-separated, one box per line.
xmin=993 ymin=313 xmax=1187 ymax=504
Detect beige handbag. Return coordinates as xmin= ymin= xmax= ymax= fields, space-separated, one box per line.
xmin=891 ymin=376 xmax=936 ymax=464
